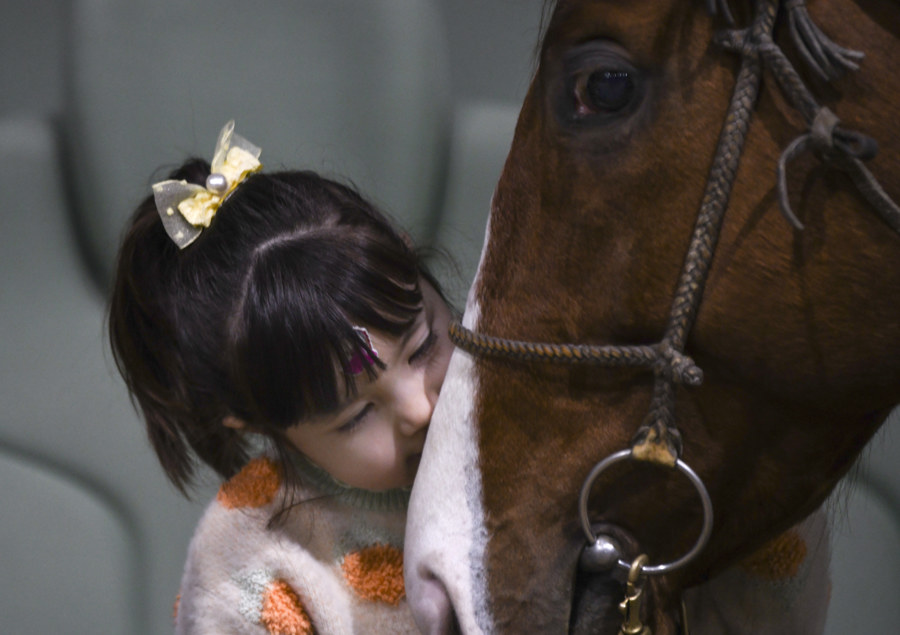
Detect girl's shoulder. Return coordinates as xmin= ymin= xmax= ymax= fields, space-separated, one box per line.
xmin=210 ymin=453 xmax=412 ymax=517
xmin=215 ymin=455 xmax=285 ymax=513
xmin=174 ymin=455 xmax=417 ymax=634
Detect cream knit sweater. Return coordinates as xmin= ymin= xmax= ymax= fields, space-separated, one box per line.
xmin=174 ymin=455 xmax=419 ymax=634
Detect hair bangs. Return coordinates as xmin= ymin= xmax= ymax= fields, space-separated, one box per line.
xmin=330 ymin=227 xmax=423 ymax=334
xmin=227 ymin=225 xmax=423 ymax=428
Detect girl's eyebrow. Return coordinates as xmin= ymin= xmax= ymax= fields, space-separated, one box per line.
xmin=309 ymin=372 xmax=364 ymax=424
xmin=329 ymin=374 xmax=369 ymax=418
xmin=399 ymin=314 xmax=425 ymax=349
xmin=377 ymin=307 xmax=428 ymax=365
xmin=313 ymin=394 xmax=363 ymax=427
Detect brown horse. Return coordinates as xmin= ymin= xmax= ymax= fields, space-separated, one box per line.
xmin=405 ymin=0 xmax=900 ymax=633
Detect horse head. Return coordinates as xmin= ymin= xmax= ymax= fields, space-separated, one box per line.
xmin=407 ymin=1 xmax=900 ymax=633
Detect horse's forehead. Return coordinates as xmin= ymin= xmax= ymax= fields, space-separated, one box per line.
xmin=546 ymin=0 xmax=685 ymax=52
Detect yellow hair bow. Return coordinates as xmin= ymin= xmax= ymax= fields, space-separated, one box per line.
xmin=152 ymin=120 xmax=262 ymax=248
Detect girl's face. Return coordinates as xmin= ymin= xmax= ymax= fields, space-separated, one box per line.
xmin=285 ymin=280 xmax=453 ymax=491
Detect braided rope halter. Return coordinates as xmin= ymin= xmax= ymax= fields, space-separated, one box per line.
xmin=449 ymin=0 xmax=900 ymax=589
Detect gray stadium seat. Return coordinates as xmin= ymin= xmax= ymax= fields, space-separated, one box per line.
xmin=66 ymin=0 xmax=450 ymax=287
xmin=826 ymin=407 xmax=900 ymax=634
xmin=0 ymin=115 xmax=210 ymax=634
xmin=431 ymin=101 xmax=521 ymax=309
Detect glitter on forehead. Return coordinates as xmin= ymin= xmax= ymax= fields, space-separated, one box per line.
xmin=348 ymin=326 xmax=379 ymax=375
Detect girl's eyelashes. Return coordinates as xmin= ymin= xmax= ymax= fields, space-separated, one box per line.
xmin=409 ymin=330 xmax=437 ymax=365
xmin=338 ymin=403 xmax=373 ymax=434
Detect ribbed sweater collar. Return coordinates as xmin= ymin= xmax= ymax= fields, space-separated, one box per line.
xmin=291 ymin=454 xmax=410 ymax=512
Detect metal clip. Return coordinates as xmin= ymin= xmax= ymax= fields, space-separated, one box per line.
xmin=619 ymin=554 xmax=651 ymax=635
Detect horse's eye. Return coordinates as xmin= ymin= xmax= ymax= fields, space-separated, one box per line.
xmin=555 ymin=41 xmax=644 ymax=133
xmin=575 ymin=70 xmax=635 ymax=116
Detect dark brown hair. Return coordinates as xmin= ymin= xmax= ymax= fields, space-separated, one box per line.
xmin=108 ymin=159 xmax=440 ymax=495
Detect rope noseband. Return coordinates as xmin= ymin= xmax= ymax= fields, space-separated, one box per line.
xmin=448 ymin=3 xmax=900 ymax=615
xmin=451 ymin=0 xmax=899 ymax=469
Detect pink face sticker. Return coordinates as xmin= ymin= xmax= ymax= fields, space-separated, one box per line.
xmin=348 ymin=326 xmax=379 ymax=375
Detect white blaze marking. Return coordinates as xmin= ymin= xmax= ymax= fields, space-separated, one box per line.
xmin=405 ymin=299 xmax=490 ymax=634
xmin=406 ymin=204 xmax=497 ymax=634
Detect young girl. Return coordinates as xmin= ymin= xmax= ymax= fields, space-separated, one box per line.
xmin=108 ymin=121 xmax=454 ymax=634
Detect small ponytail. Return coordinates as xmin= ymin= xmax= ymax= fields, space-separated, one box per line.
xmin=109 ymin=158 xmax=252 ymax=491
xmin=108 ymin=161 xmax=443 ymax=495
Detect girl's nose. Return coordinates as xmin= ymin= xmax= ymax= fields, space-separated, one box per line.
xmin=396 ymin=380 xmax=434 ymax=435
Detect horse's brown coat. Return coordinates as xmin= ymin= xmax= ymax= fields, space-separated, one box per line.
xmin=472 ymin=0 xmax=900 ymax=631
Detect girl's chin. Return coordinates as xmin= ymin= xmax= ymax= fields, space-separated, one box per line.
xmin=348 ymin=453 xmax=424 ymax=491
xmin=357 ymin=460 xmax=421 ymax=491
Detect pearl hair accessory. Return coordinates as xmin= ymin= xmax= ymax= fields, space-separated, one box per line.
xmin=205 ymin=172 xmax=229 ymax=194
xmin=152 ymin=120 xmax=262 ymax=249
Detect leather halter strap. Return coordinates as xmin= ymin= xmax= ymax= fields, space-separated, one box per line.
xmin=449 ymin=0 xmax=900 ymax=468
xmin=452 ymin=1 xmax=777 ymax=467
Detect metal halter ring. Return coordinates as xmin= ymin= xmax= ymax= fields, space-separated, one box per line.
xmin=578 ymin=449 xmax=713 ymax=576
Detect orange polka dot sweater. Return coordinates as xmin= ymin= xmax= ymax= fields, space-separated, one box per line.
xmin=173 ymin=456 xmax=419 ymax=634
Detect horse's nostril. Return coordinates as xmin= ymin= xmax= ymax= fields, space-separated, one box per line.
xmin=411 ymin=566 xmax=461 ymax=635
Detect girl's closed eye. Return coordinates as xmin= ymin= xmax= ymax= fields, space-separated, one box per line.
xmin=338 ymin=403 xmax=373 ymax=434
xmin=409 ymin=330 xmax=437 ymax=365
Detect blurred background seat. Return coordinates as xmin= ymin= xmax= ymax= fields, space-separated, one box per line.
xmin=65 ymin=0 xmax=451 ymax=288
xmin=431 ymin=101 xmax=521 ymax=308
xmin=0 ymin=0 xmax=896 ymax=633
xmin=0 ymin=114 xmax=211 ymax=633
xmin=826 ymin=409 xmax=900 ymax=634
xmin=0 ymin=1 xmax=539 ymax=633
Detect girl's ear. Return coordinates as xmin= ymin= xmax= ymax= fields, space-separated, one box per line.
xmin=222 ymin=416 xmax=246 ymax=430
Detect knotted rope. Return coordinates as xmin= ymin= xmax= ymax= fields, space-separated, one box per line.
xmin=723 ymin=0 xmax=900 ymax=233
xmin=449 ymin=0 xmax=900 ymax=467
